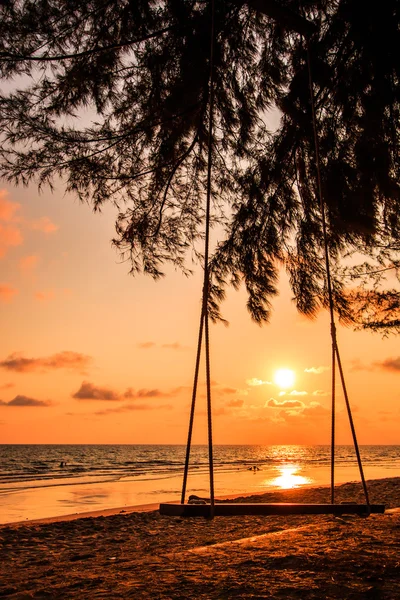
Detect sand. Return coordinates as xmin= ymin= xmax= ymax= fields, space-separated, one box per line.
xmin=1 ymin=477 xmax=399 ymax=599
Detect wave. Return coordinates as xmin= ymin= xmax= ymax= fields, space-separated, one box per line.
xmin=0 ymin=444 xmax=399 ymax=491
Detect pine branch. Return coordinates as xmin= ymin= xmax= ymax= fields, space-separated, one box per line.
xmin=0 ymin=27 xmax=174 ymax=62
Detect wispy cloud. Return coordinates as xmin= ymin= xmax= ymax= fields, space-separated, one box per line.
xmin=35 ymin=289 xmax=56 ymax=302
xmin=124 ymin=388 xmax=165 ymax=399
xmin=33 ymin=288 xmax=72 ymax=303
xmin=137 ymin=341 xmax=190 ymax=351
xmin=94 ymin=403 xmax=173 ymax=416
xmin=312 ymin=389 xmax=328 ymax=397
xmin=0 ymin=190 xmax=57 ymax=259
xmin=246 ymin=378 xmax=272 ymax=386
xmin=137 ymin=342 xmax=156 ymax=349
xmin=0 ymin=383 xmax=14 ymax=390
xmin=218 ymin=387 xmax=237 ymax=395
xmin=0 ymin=351 xmax=92 ymax=373
xmin=374 ymin=357 xmax=400 ymax=372
xmin=349 ymin=359 xmax=373 ymax=372
xmin=302 ymin=401 xmax=329 ymax=417
xmin=19 ymin=254 xmax=39 ymax=273
xmin=169 ymin=386 xmax=192 ymax=396
xmin=0 ymin=224 xmax=23 ymax=258
xmin=304 ymin=366 xmax=329 ymax=374
xmin=0 ymin=395 xmax=53 ymax=407
xmin=226 ymin=398 xmax=244 ymax=408
xmin=0 ymin=191 xmax=20 ymax=221
xmin=0 ymin=192 xmax=23 ymax=258
xmin=0 ymin=284 xmax=18 ymax=303
xmin=30 ymin=216 xmax=58 ymax=234
xmin=161 ymin=342 xmax=190 ymax=351
xmin=266 ymin=398 xmax=305 ymax=409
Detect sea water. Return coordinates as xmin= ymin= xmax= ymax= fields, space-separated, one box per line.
xmin=0 ymin=444 xmax=399 ymax=523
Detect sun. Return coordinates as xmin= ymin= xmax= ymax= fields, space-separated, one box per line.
xmin=274 ymin=368 xmax=295 ymax=389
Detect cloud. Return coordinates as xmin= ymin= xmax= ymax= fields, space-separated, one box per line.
xmin=73 ymin=381 xmax=120 ymax=401
xmin=349 ymin=359 xmax=373 ymax=372
xmin=302 ymin=401 xmax=329 ymax=417
xmin=0 ymin=383 xmax=14 ymax=390
xmin=170 ymin=385 xmax=192 ymax=395
xmin=35 ymin=289 xmax=56 ymax=302
xmin=73 ymin=382 xmax=168 ymax=402
xmin=124 ymin=388 xmax=164 ymax=399
xmin=161 ymin=342 xmax=190 ymax=351
xmin=0 ymin=395 xmax=53 ymax=407
xmin=0 ymin=192 xmax=23 ymax=258
xmin=0 ymin=351 xmax=92 ymax=373
xmin=19 ymin=254 xmax=39 ymax=273
xmin=304 ymin=366 xmax=329 ymax=374
xmin=374 ymin=357 xmax=400 ymax=372
xmin=137 ymin=389 xmax=163 ymax=398
xmin=137 ymin=342 xmax=156 ymax=349
xmin=137 ymin=341 xmax=190 ymax=351
xmin=226 ymin=398 xmax=244 ymax=408
xmin=219 ymin=387 xmax=237 ymax=395
xmin=94 ymin=403 xmax=173 ymax=416
xmin=0 ymin=224 xmax=23 ymax=258
xmin=0 ymin=284 xmax=18 ymax=303
xmin=273 ymin=401 xmax=329 ymax=424
xmin=289 ymin=390 xmax=307 ymax=396
xmin=30 ymin=216 xmax=58 ymax=233
xmin=313 ymin=389 xmax=328 ymax=397
xmin=246 ymin=378 xmax=272 ymax=386
xmin=0 ymin=190 xmax=57 ymax=258
xmin=266 ymin=398 xmax=305 ymax=409
xmin=0 ymin=191 xmax=20 ymax=221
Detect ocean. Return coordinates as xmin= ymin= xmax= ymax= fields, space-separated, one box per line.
xmin=0 ymin=444 xmax=399 ymax=524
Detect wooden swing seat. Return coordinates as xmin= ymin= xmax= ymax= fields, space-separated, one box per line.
xmin=159 ymin=502 xmax=385 ymax=517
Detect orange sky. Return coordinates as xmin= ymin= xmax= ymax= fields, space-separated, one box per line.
xmin=0 ymin=183 xmax=399 ymax=445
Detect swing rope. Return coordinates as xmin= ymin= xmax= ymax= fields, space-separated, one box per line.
xmin=306 ymin=42 xmax=370 ymax=508
xmin=181 ymin=0 xmax=216 ymax=513
xmin=181 ymin=3 xmax=370 ymax=514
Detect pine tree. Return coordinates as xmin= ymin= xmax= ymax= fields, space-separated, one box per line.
xmin=0 ymin=0 xmax=399 ymax=326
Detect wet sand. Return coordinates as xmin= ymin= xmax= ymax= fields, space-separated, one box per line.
xmin=1 ymin=477 xmax=399 ymax=599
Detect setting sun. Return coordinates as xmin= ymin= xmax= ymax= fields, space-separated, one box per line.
xmin=274 ymin=368 xmax=295 ymax=389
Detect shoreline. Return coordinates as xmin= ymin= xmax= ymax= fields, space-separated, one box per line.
xmin=2 ymin=462 xmax=398 ymax=525
xmin=3 ymin=475 xmax=399 ymax=527
xmin=3 ymin=481 xmax=327 ymax=527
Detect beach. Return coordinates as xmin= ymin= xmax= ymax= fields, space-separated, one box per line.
xmin=2 ymin=444 xmax=399 ymax=524
xmin=1 ymin=477 xmax=399 ymax=599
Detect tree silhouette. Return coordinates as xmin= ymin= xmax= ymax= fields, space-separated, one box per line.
xmin=0 ymin=0 xmax=399 ymax=327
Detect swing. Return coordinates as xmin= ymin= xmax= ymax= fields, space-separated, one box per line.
xmin=159 ymin=0 xmax=385 ymax=519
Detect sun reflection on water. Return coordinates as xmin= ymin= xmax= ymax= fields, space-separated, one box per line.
xmin=267 ymin=465 xmax=312 ymax=489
